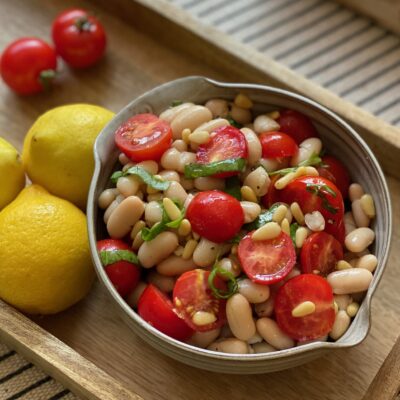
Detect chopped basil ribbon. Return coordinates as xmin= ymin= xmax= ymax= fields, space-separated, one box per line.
xmin=226 ymin=115 xmax=243 ymax=129
xmin=244 ymin=203 xmax=281 ymax=231
xmin=224 ymin=176 xmax=242 ymax=200
xmin=208 ymin=263 xmax=238 ymax=300
xmin=111 ymin=166 xmax=170 ymax=191
xmin=171 ymin=100 xmax=183 ymax=107
xmin=141 ymin=200 xmax=185 ymax=241
xmin=184 ymin=158 xmax=246 ymax=179
xmin=99 ymin=249 xmax=139 ymax=266
xmin=305 ymin=183 xmax=338 ymax=214
xmin=268 ymin=153 xmax=323 ymax=176
xmin=289 ymin=222 xmax=299 ymax=246
xmin=229 ymin=231 xmax=246 ymax=244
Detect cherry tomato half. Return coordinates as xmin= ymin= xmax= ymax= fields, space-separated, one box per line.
xmin=114 ymin=113 xmax=173 ymax=162
xmin=173 ymin=269 xmax=227 ymax=332
xmin=186 ymin=190 xmax=244 ymax=243
xmin=300 ymin=232 xmax=343 ymax=276
xmin=275 ymin=274 xmax=335 ymax=341
xmin=238 ymin=231 xmax=296 ymax=285
xmin=196 ymin=125 xmax=248 ymax=178
xmin=0 ymin=38 xmax=57 ymax=95
xmin=138 ymin=284 xmax=194 ymax=341
xmin=52 ymin=8 xmax=106 ymax=68
xmin=317 ymin=155 xmax=351 ymax=199
xmin=277 ymin=110 xmax=318 ymax=144
xmin=278 ymin=176 xmax=345 ymax=242
xmin=259 ymin=131 xmax=298 ymax=159
xmin=97 ymin=239 xmax=140 ymax=297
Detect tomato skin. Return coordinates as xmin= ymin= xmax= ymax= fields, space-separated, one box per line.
xmin=317 ymin=155 xmax=351 ymax=199
xmin=259 ymin=131 xmax=298 ymax=158
xmin=196 ymin=125 xmax=248 ymax=178
xmin=278 ymin=176 xmax=344 ymax=241
xmin=186 ymin=190 xmax=244 ymax=243
xmin=52 ymin=9 xmax=106 ymax=68
xmin=114 ymin=113 xmax=172 ymax=162
xmin=0 ymin=38 xmax=57 ymax=95
xmin=173 ymin=269 xmax=227 ymax=332
xmin=97 ymin=239 xmax=140 ymax=297
xmin=277 ymin=110 xmax=318 ymax=144
xmin=238 ymin=231 xmax=296 ymax=285
xmin=138 ymin=284 xmax=194 ymax=341
xmin=275 ymin=274 xmax=335 ymax=341
xmin=300 ymin=232 xmax=343 ymax=276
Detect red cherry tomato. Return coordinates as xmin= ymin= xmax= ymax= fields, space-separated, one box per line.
xmin=196 ymin=125 xmax=248 ymax=178
xmin=300 ymin=232 xmax=343 ymax=276
xmin=138 ymin=284 xmax=193 ymax=341
xmin=173 ymin=269 xmax=227 ymax=332
xmin=259 ymin=131 xmax=298 ymax=159
xmin=238 ymin=231 xmax=296 ymax=285
xmin=186 ymin=190 xmax=244 ymax=243
xmin=275 ymin=274 xmax=335 ymax=341
xmin=0 ymin=38 xmax=57 ymax=95
xmin=317 ymin=155 xmax=351 ymax=199
xmin=114 ymin=113 xmax=172 ymax=162
xmin=277 ymin=110 xmax=318 ymax=144
xmin=262 ymin=175 xmax=280 ymax=208
xmin=97 ymin=239 xmax=140 ymax=297
xmin=52 ymin=8 xmax=106 ymax=68
xmin=278 ymin=176 xmax=345 ymax=242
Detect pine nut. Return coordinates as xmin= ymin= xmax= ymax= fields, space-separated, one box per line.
xmin=254 ymin=114 xmax=280 ymax=134
xmin=304 ymin=167 xmax=319 ymax=176
xmin=187 ymin=328 xmax=221 ymax=348
xmin=182 ymin=128 xmax=191 ymax=144
xmin=98 ymin=188 xmax=118 ymax=209
xmin=327 ymin=268 xmax=373 ymax=294
xmin=275 ymin=166 xmax=311 ymax=189
xmin=295 ymin=227 xmax=309 ymax=248
xmin=231 ymin=105 xmax=252 ymax=125
xmin=267 ymin=111 xmax=280 ymax=120
xmin=189 ymin=130 xmax=210 ymax=144
xmin=118 ymin=152 xmax=131 ymax=165
xmin=356 ymin=254 xmax=378 ymax=272
xmin=252 ymin=222 xmax=281 ymax=241
xmin=241 ymin=201 xmax=261 ymax=223
xmin=182 ymin=239 xmax=198 ymax=260
xmin=281 ymin=218 xmax=290 ymax=235
xmin=305 ymin=211 xmax=325 ymax=232
xmin=241 ymin=185 xmax=258 ymax=202
xmin=334 ymin=294 xmax=353 ymax=310
xmin=352 ymin=199 xmax=370 ymax=228
xmin=272 ymin=204 xmax=288 ymax=223
xmin=204 ymin=99 xmax=229 ymax=118
xmin=291 ymin=301 xmax=316 ymax=317
xmin=256 ymin=318 xmax=295 ymax=350
xmin=345 ymin=228 xmax=375 ymax=253
xmin=360 ymin=194 xmax=375 ymax=218
xmin=178 ymin=219 xmax=191 ymax=236
xmin=291 ymin=202 xmax=305 ymax=225
xmin=192 ymin=311 xmax=217 ymax=326
xmin=234 ymin=93 xmax=253 ymax=109
xmin=227 ymin=294 xmax=256 ymax=341
xmin=130 ymin=220 xmax=146 ymax=240
xmin=238 ymin=279 xmax=270 ymax=304
xmin=132 ymin=231 xmax=144 ymax=251
xmin=207 ymin=338 xmax=249 ymax=354
xmin=349 ymin=183 xmax=364 ymax=202
xmin=163 ymin=198 xmax=181 ymax=221
xmin=346 ymin=302 xmax=359 ymax=317
xmin=336 ymin=260 xmax=352 ymax=270
xmin=333 ymin=301 xmax=338 ymax=314
xmin=329 ymin=310 xmax=350 ymax=340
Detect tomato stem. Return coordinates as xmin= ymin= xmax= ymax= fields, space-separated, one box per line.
xmin=74 ymin=16 xmax=92 ymax=31
xmin=38 ymin=69 xmax=56 ymax=91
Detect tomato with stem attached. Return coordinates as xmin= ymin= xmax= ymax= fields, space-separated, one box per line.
xmin=259 ymin=131 xmax=298 ymax=159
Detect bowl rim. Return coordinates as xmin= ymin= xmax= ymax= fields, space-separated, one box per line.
xmin=87 ymin=76 xmax=392 ymax=363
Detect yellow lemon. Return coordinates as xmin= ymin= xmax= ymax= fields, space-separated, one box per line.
xmin=23 ymin=104 xmax=114 ymax=209
xmin=0 ymin=185 xmax=95 ymax=314
xmin=0 ymin=137 xmax=25 ymax=210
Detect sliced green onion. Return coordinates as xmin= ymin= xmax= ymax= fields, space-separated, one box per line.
xmin=224 ymin=176 xmax=242 ymax=200
xmin=208 ymin=264 xmax=238 ymax=300
xmin=99 ymin=249 xmax=139 ymax=266
xmin=184 ymin=158 xmax=246 ymax=179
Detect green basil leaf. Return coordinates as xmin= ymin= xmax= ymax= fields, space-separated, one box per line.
xmin=112 ymin=166 xmax=170 ymax=190
xmin=224 ymin=176 xmax=242 ymax=200
xmin=171 ymin=100 xmax=183 ymax=107
xmin=99 ymin=249 xmax=139 ymax=266
xmin=244 ymin=203 xmax=280 ymax=231
xmin=289 ymin=223 xmax=299 ymax=247
xmin=184 ymin=158 xmax=246 ymax=179
xmin=268 ymin=153 xmax=322 ymax=177
xmin=226 ymin=115 xmax=243 ymax=129
xmin=111 ymin=171 xmax=124 ymax=184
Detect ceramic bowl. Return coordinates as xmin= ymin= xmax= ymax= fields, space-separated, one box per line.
xmin=87 ymin=76 xmax=392 ymax=374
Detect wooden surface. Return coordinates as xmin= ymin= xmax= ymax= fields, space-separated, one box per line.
xmin=0 ymin=0 xmax=399 ymax=399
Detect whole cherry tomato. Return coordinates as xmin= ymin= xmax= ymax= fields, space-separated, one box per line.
xmin=0 ymin=38 xmax=57 ymax=95
xmin=52 ymin=8 xmax=106 ymax=68
xmin=259 ymin=131 xmax=298 ymax=159
xmin=277 ymin=110 xmax=318 ymax=144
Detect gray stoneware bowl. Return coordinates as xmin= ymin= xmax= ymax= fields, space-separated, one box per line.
xmin=87 ymin=76 xmax=392 ymax=374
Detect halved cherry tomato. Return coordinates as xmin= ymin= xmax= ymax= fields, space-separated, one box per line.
xmin=138 ymin=284 xmax=194 ymax=341
xmin=173 ymin=269 xmax=227 ymax=332
xmin=300 ymin=232 xmax=343 ymax=276
xmin=277 ymin=176 xmax=345 ymax=242
xmin=317 ymin=155 xmax=351 ymax=199
xmin=114 ymin=113 xmax=172 ymax=162
xmin=275 ymin=274 xmax=335 ymax=341
xmin=277 ymin=110 xmax=318 ymax=144
xmin=97 ymin=239 xmax=140 ymax=297
xmin=196 ymin=125 xmax=248 ymax=178
xmin=186 ymin=190 xmax=244 ymax=243
xmin=238 ymin=231 xmax=296 ymax=285
xmin=259 ymin=131 xmax=298 ymax=159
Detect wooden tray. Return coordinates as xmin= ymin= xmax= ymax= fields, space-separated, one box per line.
xmin=0 ymin=0 xmax=399 ymax=399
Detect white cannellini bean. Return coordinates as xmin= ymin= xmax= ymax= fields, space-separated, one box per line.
xmin=243 ymin=166 xmax=270 ymax=196
xmin=254 ymin=295 xmax=275 ymax=317
xmin=226 ymin=294 xmax=256 ymax=341
xmin=164 ymin=181 xmax=188 ymax=204
xmin=192 ymin=118 xmax=229 ymax=134
xmin=207 ymin=338 xmax=249 ymax=354
xmin=156 ymin=255 xmax=197 ymax=276
xmin=356 ymin=254 xmax=378 ymax=272
xmin=147 ymin=271 xmax=175 ymax=292
xmin=241 ymin=201 xmax=261 ymax=223
xmin=327 ymin=269 xmax=373 ymax=294
xmin=171 ymin=105 xmax=212 ymax=139
xmin=240 ymin=128 xmax=262 ymax=166
xmin=329 ymin=310 xmax=351 ymax=340
xmin=345 ymin=228 xmax=375 ymax=253
xmin=230 ymin=104 xmax=252 ymax=124
xmin=160 ymin=148 xmax=182 ymax=171
xmin=253 ymin=114 xmax=280 ymax=134
xmin=98 ymin=188 xmax=118 ymax=209
xmin=238 ymin=279 xmax=270 ymax=303
xmin=194 ymin=177 xmax=225 ymax=191
xmin=217 ymin=257 xmax=242 ymax=278
xmin=138 ymin=232 xmax=179 ymax=268
xmin=252 ymin=342 xmax=276 ymax=353
xmin=126 ymin=282 xmax=147 ymax=308
xmin=158 ymin=170 xmax=180 ymax=182
xmin=344 ymin=211 xmax=357 ymax=235
xmin=256 ymin=318 xmax=295 ymax=350
xmin=259 ymin=158 xmax=280 ymax=172
xmin=136 ymin=160 xmax=158 ymax=175
xmin=159 ymin=102 xmax=194 ymax=123
xmin=145 ymin=201 xmax=163 ymax=226
xmin=107 ymin=196 xmax=145 ymax=239
xmin=305 ymin=211 xmax=325 ymax=232
xmin=351 ymin=199 xmax=370 ymax=228
xmin=205 ymin=99 xmax=229 ymax=118
xmin=118 ymin=152 xmax=131 ymax=165
xmin=291 ymin=138 xmax=322 ymax=166
xmin=186 ymin=328 xmax=221 ymax=348
xmin=177 ymin=151 xmax=197 ymax=173
xmin=334 ymin=294 xmax=353 ymax=310
xmin=172 ymin=139 xmax=188 ymax=152
xmin=349 ymin=183 xmax=364 ymax=202
xmin=193 ymin=238 xmax=222 ymax=267
xmin=117 ymin=176 xmax=140 ymax=197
